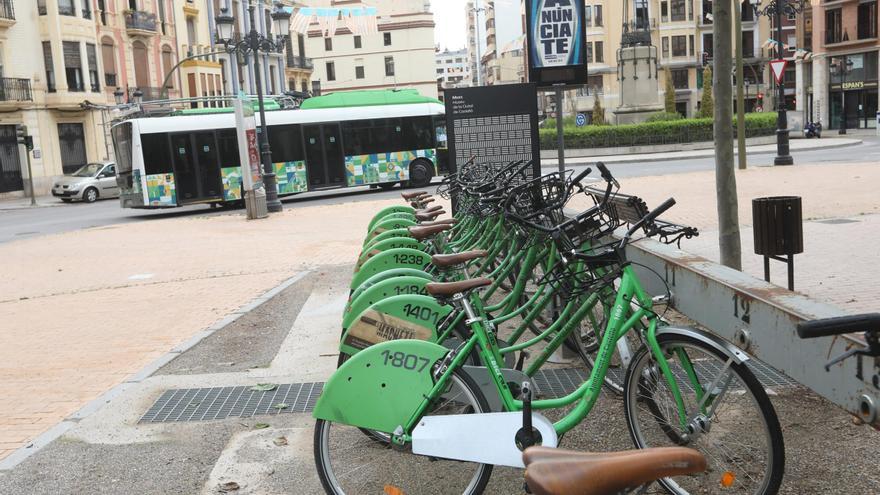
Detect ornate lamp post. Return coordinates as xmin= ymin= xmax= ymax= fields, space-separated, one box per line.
xmin=215 ymin=2 xmax=291 ymax=213
xmin=113 ymin=87 xmax=125 ymax=105
xmin=751 ymin=0 xmax=807 ymax=166
xmin=830 ymin=55 xmax=854 ymax=135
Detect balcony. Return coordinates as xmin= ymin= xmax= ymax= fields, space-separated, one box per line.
xmin=125 ymin=10 xmax=157 ymax=36
xmin=0 ymin=78 xmax=33 ymax=103
xmin=0 ymin=0 xmax=14 ymax=27
xmin=286 ymin=55 xmax=313 ymax=71
xmin=129 ymin=86 xmax=166 ymax=102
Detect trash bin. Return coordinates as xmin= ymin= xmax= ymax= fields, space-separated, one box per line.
xmin=752 ymin=196 xmax=803 ymax=289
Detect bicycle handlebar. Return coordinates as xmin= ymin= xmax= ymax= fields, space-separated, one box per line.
xmin=797 ymin=313 xmax=880 ymax=339
xmin=622 ymin=197 xmax=676 ymax=243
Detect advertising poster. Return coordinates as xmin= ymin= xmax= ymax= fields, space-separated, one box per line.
xmin=525 ymin=0 xmax=587 ymax=86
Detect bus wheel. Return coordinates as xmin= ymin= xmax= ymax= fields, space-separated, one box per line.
xmin=408 ymin=158 xmax=434 ymax=188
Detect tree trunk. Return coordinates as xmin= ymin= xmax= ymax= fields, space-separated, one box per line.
xmin=713 ymin=0 xmax=742 ymax=269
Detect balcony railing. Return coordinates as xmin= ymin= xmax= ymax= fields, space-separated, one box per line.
xmin=286 ymin=55 xmax=313 ymax=70
xmin=0 ymin=78 xmax=33 ymax=102
xmin=0 ymin=0 xmax=14 ymax=20
xmin=129 ymin=86 xmax=165 ymax=102
xmin=125 ymin=10 xmax=157 ymax=33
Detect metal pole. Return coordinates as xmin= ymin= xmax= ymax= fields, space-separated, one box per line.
xmin=474 ymin=2 xmax=482 ymax=86
xmin=249 ymin=2 xmax=282 ymax=213
xmin=25 ymin=146 xmax=36 ymax=206
xmin=735 ymin=0 xmax=747 ymax=170
xmin=555 ymin=85 xmax=565 ymax=174
xmin=773 ymin=4 xmax=793 ymax=165
xmin=839 ymin=60 xmax=846 ymax=133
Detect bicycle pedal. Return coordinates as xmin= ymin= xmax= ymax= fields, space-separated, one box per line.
xmin=515 ymin=351 xmax=530 ymax=371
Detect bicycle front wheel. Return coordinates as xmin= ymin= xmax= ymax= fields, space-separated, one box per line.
xmin=623 ymin=333 xmax=784 ymax=495
xmin=314 ymin=368 xmax=493 ymax=495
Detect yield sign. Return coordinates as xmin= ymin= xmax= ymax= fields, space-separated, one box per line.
xmin=769 ymin=59 xmax=788 ymax=84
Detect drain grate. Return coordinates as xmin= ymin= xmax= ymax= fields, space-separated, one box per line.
xmin=140 ymin=382 xmax=323 ymax=423
xmin=141 ymin=361 xmax=796 ymax=423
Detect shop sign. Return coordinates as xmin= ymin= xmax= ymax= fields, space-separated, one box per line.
xmin=842 ymin=81 xmax=865 ymax=90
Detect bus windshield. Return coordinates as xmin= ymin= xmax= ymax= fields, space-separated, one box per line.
xmin=111 ymin=122 xmax=133 ymax=175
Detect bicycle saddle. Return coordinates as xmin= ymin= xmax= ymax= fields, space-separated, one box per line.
xmin=401 ymin=191 xmax=429 ymax=200
xmin=408 ymin=224 xmax=452 ymax=241
xmin=425 ymin=277 xmax=492 ymax=297
xmin=431 ymin=249 xmax=488 ymax=268
xmin=523 ymin=446 xmax=707 ymax=495
xmin=415 ymin=210 xmax=445 ymax=222
xmin=419 ymin=218 xmax=458 ymax=226
xmin=415 ymin=205 xmax=443 ymax=214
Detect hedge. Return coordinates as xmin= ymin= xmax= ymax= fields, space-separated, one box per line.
xmin=540 ymin=112 xmax=777 ymax=149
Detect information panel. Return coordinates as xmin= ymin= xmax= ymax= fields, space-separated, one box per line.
xmin=525 ymin=0 xmax=587 ymax=86
xmin=445 ymin=83 xmax=541 ymax=180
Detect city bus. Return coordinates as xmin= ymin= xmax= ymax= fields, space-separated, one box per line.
xmin=110 ymin=90 xmax=447 ymax=209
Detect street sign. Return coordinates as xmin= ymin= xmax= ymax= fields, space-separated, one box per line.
xmin=769 ymin=59 xmax=788 ymax=85
xmin=575 ymin=113 xmax=586 ymax=127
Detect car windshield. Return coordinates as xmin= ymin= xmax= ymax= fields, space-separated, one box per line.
xmin=72 ymin=163 xmax=105 ymax=177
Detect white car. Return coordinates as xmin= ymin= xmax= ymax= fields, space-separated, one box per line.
xmin=51 ymin=162 xmax=120 ymax=203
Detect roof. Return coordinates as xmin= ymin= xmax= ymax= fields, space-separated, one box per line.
xmin=299 ymin=89 xmax=441 ymax=110
xmin=172 ymin=99 xmax=282 ymax=115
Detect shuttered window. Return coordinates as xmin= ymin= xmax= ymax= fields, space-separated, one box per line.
xmin=102 ymin=40 xmax=117 ymax=87
xmin=42 ymin=41 xmax=56 ymax=92
xmin=86 ymin=43 xmax=99 ymax=92
xmin=63 ymin=41 xmax=84 ymax=91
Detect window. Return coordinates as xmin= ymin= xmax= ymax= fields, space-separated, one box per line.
xmin=217 ymin=129 xmax=240 ymax=168
xmin=269 ymin=65 xmax=277 ymax=94
xmin=354 ymin=35 xmax=362 ymax=49
xmin=455 ymin=57 xmax=463 ymax=62
xmin=688 ymin=0 xmax=694 ymax=20
xmin=858 ymin=2 xmax=877 ymax=40
xmin=58 ymin=0 xmax=75 ymax=16
xmin=141 ymin=134 xmax=173 ymax=175
xmin=186 ymin=18 xmax=197 ymax=51
xmin=355 ymin=65 xmax=365 ymax=79
xmin=267 ymin=124 xmax=304 ymax=162
xmin=301 ymin=79 xmax=308 ymax=92
xmin=63 ymin=41 xmax=84 ymax=91
xmin=86 ymin=43 xmax=99 ymax=92
xmin=661 ymin=2 xmax=668 ymax=22
xmin=43 ymin=41 xmax=56 ymax=93
xmin=385 ymin=56 xmax=394 ymax=76
xmin=384 ymin=32 xmax=392 ymax=46
xmin=672 ymin=35 xmax=686 ymax=56
xmin=689 ymin=34 xmax=694 ymax=56
xmin=702 ymin=33 xmax=713 ymax=58
xmin=702 ymin=0 xmax=712 ymax=24
xmin=38 ymin=0 xmax=47 ymax=15
xmin=595 ymin=41 xmax=604 ymax=63
xmin=671 ymin=0 xmax=686 ymax=21
xmin=825 ymin=9 xmax=841 ymax=44
xmin=436 ymin=68 xmax=444 ymax=74
xmin=101 ymin=38 xmax=116 ymax=87
xmin=158 ymin=0 xmax=166 ymax=34
xmin=594 ymin=5 xmax=602 ymax=26
xmin=742 ymin=31 xmax=754 ymax=58
xmin=161 ymin=46 xmax=174 ymax=88
xmin=741 ymin=0 xmax=754 ymax=21
xmin=662 ymin=37 xmax=670 ymax=58
xmin=326 ymin=61 xmax=335 ymax=81
xmin=585 ymin=5 xmax=592 ymax=26
xmin=98 ymin=0 xmax=107 ymax=24
xmin=672 ymin=69 xmax=688 ymax=89
xmin=324 ymin=38 xmax=332 ymax=51
xmin=587 ymin=75 xmax=603 ymax=93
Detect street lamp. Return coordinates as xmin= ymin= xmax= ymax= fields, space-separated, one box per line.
xmin=830 ymin=55 xmax=854 ymax=135
xmin=114 ymin=87 xmax=125 ymax=105
xmin=215 ymin=1 xmax=290 ymax=213
xmin=751 ymin=0 xmax=807 ymax=166
xmin=132 ymin=88 xmax=143 ymax=105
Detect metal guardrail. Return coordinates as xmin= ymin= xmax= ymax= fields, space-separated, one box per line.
xmin=286 ymin=55 xmax=314 ymax=70
xmin=0 ymin=78 xmax=32 ymax=102
xmin=125 ymin=10 xmax=157 ymax=32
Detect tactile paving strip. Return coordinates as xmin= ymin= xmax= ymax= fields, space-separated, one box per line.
xmin=140 ymin=360 xmax=796 ymax=422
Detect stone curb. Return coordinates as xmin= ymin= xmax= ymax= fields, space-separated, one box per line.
xmin=0 ymin=270 xmax=311 ymax=471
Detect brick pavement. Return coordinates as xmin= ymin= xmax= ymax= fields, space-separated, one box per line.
xmin=0 ymin=197 xmax=409 ymax=461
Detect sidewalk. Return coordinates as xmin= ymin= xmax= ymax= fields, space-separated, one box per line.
xmin=541 ymin=136 xmax=862 ymax=166
xmin=0 ymin=196 xmax=62 ymax=211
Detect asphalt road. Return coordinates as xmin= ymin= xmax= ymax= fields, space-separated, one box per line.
xmin=1 ymin=135 xmax=876 ymax=244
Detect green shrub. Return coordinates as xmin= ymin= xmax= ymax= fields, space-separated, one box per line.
xmin=540 ymin=112 xmax=777 ymax=149
xmin=645 ymin=111 xmax=684 ymax=123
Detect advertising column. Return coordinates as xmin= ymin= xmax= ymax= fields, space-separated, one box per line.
xmin=234 ymin=96 xmax=269 ymax=220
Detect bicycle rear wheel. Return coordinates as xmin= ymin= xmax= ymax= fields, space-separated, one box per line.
xmin=314 ymin=368 xmax=493 ymax=495
xmin=622 ymin=333 xmax=784 ymax=495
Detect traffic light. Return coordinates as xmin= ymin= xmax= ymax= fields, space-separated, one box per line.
xmin=15 ymin=124 xmax=33 ymax=151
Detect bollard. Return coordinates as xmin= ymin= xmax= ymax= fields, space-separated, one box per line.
xmin=752 ymin=196 xmax=803 ymax=290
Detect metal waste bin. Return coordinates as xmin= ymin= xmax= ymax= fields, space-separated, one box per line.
xmin=752 ymin=196 xmax=803 ymax=289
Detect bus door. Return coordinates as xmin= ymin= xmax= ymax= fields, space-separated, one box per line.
xmin=304 ymin=124 xmax=346 ymax=189
xmin=170 ymin=131 xmax=222 ymax=203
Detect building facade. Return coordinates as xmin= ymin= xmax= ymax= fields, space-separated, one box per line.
xmin=797 ymin=0 xmax=878 ymax=130
xmin=306 ymin=0 xmax=437 ymax=98
xmin=435 ymin=47 xmax=470 ymax=89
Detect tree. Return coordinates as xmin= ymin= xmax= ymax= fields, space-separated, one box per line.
xmin=664 ymin=67 xmax=676 ymax=114
xmin=591 ymin=90 xmax=606 ymax=125
xmin=711 ymin=0 xmax=741 ymax=270
xmin=700 ymin=66 xmax=714 ymax=118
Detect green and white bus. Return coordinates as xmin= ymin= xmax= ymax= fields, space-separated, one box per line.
xmin=111 ymin=89 xmax=448 ymax=209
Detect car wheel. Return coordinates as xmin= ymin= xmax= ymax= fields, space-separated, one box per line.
xmin=408 ymin=158 xmax=434 ymax=188
xmin=83 ymin=187 xmax=98 ymax=203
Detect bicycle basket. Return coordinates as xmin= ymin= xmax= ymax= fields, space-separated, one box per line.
xmin=505 ymin=171 xmax=573 ymax=224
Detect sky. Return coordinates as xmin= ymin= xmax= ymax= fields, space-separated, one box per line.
xmin=431 ymin=0 xmax=522 ymax=52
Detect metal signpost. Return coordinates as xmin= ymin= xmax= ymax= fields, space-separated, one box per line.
xmin=234 ymin=96 xmax=268 ymax=220
xmin=524 ymin=0 xmax=587 ymax=174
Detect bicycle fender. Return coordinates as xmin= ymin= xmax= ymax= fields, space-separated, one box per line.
xmin=362 ymin=228 xmax=412 ymax=249
xmin=355 ymin=237 xmax=426 ymax=272
xmin=347 ymin=268 xmax=433 ymax=307
xmin=367 ymin=217 xmax=417 ymax=241
xmin=367 ymin=205 xmax=416 ymax=232
xmin=344 ymin=276 xmax=431 ymax=329
xmin=349 ymin=248 xmax=431 ymax=292
xmin=340 ymin=295 xmax=450 ymax=357
xmin=655 ymin=326 xmax=749 ymax=365
xmin=313 ymin=339 xmax=449 ymax=433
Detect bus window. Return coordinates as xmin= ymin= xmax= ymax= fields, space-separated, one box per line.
xmin=400 ymin=116 xmax=434 ymax=151
xmin=267 ymin=124 xmax=304 ymax=162
xmin=342 ymin=119 xmax=393 ymax=156
xmin=434 ymin=115 xmax=447 ymax=149
xmin=111 ymin=122 xmax=133 ymax=174
xmin=141 ymin=133 xmax=173 ymax=174
xmin=217 ymin=129 xmax=240 ymax=167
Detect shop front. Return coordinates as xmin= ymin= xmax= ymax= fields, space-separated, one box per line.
xmin=828 ymin=51 xmax=879 ymax=130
